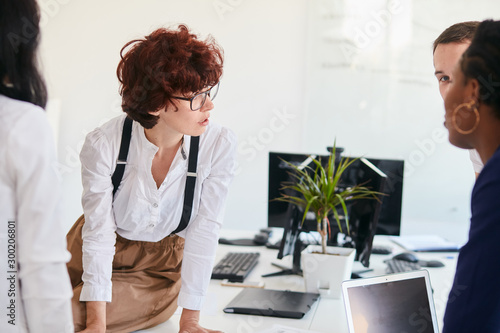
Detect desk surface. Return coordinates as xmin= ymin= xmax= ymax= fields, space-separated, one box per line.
xmin=138 ymin=231 xmax=458 ymax=333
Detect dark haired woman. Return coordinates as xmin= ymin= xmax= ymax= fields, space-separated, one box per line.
xmin=432 ymin=21 xmax=483 ymax=178
xmin=66 ymin=25 xmax=236 ymax=333
xmin=0 ymin=0 xmax=74 ymax=332
xmin=441 ymin=19 xmax=500 ymax=333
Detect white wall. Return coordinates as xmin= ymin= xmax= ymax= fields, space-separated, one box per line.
xmin=38 ymin=0 xmax=499 ymax=241
xmin=304 ymin=0 xmax=500 ymax=243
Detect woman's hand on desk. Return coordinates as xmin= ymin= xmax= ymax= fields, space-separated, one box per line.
xmin=179 ymin=308 xmax=223 ymax=333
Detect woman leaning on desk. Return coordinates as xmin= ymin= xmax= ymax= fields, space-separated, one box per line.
xmin=441 ymin=19 xmax=500 ymax=333
xmin=66 ymin=25 xmax=236 ymax=333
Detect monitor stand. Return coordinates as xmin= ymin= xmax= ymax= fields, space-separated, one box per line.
xmin=261 ymin=237 xmax=304 ymax=277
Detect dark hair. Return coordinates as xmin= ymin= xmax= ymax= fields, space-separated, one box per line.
xmin=117 ymin=25 xmax=224 ymax=129
xmin=0 ymin=0 xmax=47 ymax=108
xmin=433 ymin=21 xmax=480 ymax=53
xmin=461 ymin=20 xmax=500 ymax=118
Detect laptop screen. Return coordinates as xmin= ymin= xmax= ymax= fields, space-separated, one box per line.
xmin=342 ymin=271 xmax=438 ymax=333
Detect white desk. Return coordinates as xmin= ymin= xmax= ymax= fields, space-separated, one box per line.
xmin=138 ymin=232 xmax=458 ymax=333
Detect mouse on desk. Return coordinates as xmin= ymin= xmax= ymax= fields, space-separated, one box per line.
xmin=252 ymin=232 xmax=269 ymax=245
xmin=420 ymin=259 xmax=445 ymax=268
xmin=392 ymin=252 xmax=445 ymax=268
xmin=392 ymin=252 xmax=419 ymax=263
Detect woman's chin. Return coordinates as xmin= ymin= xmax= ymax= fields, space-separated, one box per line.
xmin=187 ymin=126 xmax=208 ymax=137
xmin=448 ymin=135 xmax=474 ymax=150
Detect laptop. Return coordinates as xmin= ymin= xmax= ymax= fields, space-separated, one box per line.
xmin=223 ymin=288 xmax=320 ymax=319
xmin=341 ymin=270 xmax=439 ymax=333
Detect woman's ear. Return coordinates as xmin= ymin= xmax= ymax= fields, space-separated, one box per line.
xmin=468 ymin=78 xmax=481 ymax=103
xmin=148 ymin=110 xmax=161 ymax=116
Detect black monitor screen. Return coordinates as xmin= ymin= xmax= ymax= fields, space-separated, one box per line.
xmin=363 ymin=158 xmax=404 ymax=236
xmin=269 ymin=153 xmax=388 ymax=269
xmin=342 ymin=158 xmax=387 ymax=266
xmin=268 ymin=152 xmax=404 ymax=236
xmin=267 ymin=152 xmax=320 ymax=234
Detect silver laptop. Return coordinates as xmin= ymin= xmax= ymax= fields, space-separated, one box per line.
xmin=342 ymin=270 xmax=439 ymax=333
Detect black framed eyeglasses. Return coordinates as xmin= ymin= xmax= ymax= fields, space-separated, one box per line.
xmin=172 ymin=82 xmax=220 ymax=111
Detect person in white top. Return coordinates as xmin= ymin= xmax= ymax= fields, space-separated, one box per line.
xmin=66 ymin=25 xmax=236 ymax=333
xmin=0 ymin=1 xmax=74 ymax=332
xmin=433 ymin=21 xmax=483 ymax=177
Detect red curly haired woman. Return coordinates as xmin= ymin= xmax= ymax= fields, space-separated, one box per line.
xmin=66 ymin=25 xmax=236 ymax=333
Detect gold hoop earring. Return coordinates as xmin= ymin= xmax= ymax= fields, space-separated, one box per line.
xmin=452 ymin=101 xmax=480 ymax=135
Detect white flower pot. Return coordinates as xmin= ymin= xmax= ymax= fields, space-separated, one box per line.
xmin=301 ymin=245 xmax=356 ymax=299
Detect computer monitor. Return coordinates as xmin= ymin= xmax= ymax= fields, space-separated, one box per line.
xmin=266 ymin=151 xmax=398 ymax=273
xmin=340 ymin=158 xmax=387 ymax=267
xmin=261 ymin=204 xmax=305 ymax=277
xmin=263 ymin=156 xmax=387 ymax=277
xmin=267 ymin=151 xmax=340 ymax=235
xmin=268 ymin=152 xmax=404 ymax=236
xmin=262 ymin=154 xmax=320 ymax=278
xmin=362 ymin=158 xmax=404 ymax=236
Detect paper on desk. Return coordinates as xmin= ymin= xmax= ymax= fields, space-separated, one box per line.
xmin=256 ymin=324 xmax=321 ymax=333
xmin=390 ymin=234 xmax=462 ymax=252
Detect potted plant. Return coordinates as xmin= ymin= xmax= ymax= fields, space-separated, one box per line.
xmin=274 ymin=145 xmax=382 ymax=253
xmin=274 ymin=145 xmax=383 ymax=297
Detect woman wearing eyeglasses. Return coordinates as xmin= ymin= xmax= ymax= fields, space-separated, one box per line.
xmin=66 ymin=25 xmax=236 ymax=333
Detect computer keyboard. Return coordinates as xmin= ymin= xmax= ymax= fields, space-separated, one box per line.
xmin=385 ymin=259 xmax=422 ymax=274
xmin=371 ymin=245 xmax=393 ymax=255
xmin=211 ymin=252 xmax=260 ymax=282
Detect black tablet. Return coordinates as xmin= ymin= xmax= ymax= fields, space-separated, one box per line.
xmin=223 ymin=288 xmax=320 ymax=319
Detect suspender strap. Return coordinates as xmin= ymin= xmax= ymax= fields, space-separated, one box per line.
xmin=171 ymin=135 xmax=200 ymax=235
xmin=111 ymin=116 xmax=133 ymax=196
xmin=110 ymin=117 xmax=199 ymax=235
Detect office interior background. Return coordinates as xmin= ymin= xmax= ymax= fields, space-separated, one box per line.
xmin=38 ymin=0 xmax=500 ymax=244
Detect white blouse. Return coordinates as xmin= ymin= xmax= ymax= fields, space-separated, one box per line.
xmin=469 ymin=149 xmax=483 ymax=174
xmin=0 ymin=95 xmax=73 ymax=333
xmin=80 ymin=114 xmax=237 ymax=310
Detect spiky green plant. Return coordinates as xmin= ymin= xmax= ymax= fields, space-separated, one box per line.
xmin=274 ymin=146 xmax=382 ymax=254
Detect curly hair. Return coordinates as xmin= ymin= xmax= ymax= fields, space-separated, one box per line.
xmin=117 ymin=25 xmax=224 ymax=129
xmin=0 ymin=0 xmax=47 ymax=108
xmin=461 ymin=20 xmax=500 ymax=119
